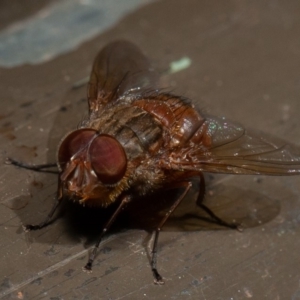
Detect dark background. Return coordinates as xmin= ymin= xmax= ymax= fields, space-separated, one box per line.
xmin=1 ymin=1 xmax=300 ymax=299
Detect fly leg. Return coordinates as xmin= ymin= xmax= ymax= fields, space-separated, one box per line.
xmin=196 ymin=173 xmax=242 ymax=231
xmin=6 ymin=158 xmax=58 ymax=174
xmin=6 ymin=158 xmax=62 ymax=229
xmin=23 ymin=180 xmax=64 ymax=231
xmin=23 ymin=198 xmax=61 ymax=231
xmin=151 ymin=181 xmax=192 ymax=285
xmin=83 ymin=195 xmax=132 ymax=272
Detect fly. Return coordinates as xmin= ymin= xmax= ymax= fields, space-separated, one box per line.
xmin=8 ymin=40 xmax=300 ymax=284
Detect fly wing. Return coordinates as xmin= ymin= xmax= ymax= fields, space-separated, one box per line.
xmin=88 ymin=40 xmax=159 ymax=114
xmin=169 ymin=115 xmax=300 ymax=175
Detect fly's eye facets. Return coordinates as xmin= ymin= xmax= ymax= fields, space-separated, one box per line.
xmin=89 ymin=135 xmax=127 ymax=184
xmin=58 ymin=129 xmax=97 ymax=168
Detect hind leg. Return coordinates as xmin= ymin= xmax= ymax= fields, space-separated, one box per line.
xmin=196 ymin=173 xmax=242 ymax=231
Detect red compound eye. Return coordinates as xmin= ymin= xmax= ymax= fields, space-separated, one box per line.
xmin=58 ymin=129 xmax=97 ymax=168
xmin=89 ymin=135 xmax=127 ymax=184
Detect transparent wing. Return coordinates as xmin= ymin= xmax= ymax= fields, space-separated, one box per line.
xmin=88 ymin=40 xmax=159 ymax=114
xmin=170 ymin=115 xmax=300 ymax=175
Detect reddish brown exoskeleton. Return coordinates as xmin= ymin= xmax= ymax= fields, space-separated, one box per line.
xmin=8 ymin=40 xmax=300 ymax=284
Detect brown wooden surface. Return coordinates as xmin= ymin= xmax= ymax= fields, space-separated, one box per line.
xmin=1 ymin=1 xmax=300 ymax=299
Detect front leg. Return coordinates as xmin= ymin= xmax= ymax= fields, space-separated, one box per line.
xmin=23 ymin=199 xmax=62 ymax=231
xmin=150 ymin=181 xmax=193 ymax=285
xmin=6 ymin=157 xmax=58 ymax=174
xmin=83 ymin=195 xmax=132 ymax=272
xmin=23 ymin=180 xmax=64 ymax=231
